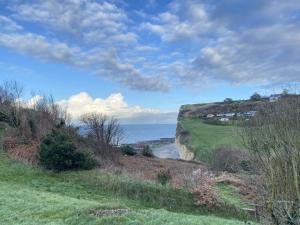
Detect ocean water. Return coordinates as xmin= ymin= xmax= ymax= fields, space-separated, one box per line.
xmin=120 ymin=124 xmax=177 ymax=144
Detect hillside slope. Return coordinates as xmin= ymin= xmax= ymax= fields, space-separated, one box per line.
xmin=176 ymin=100 xmax=261 ymax=161
xmin=0 ymin=151 xmax=258 ymax=225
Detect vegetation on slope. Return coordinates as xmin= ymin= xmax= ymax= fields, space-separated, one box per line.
xmin=215 ymin=183 xmax=253 ymax=210
xmin=179 ymin=118 xmax=243 ymax=161
xmin=0 ymin=151 xmax=258 ymax=225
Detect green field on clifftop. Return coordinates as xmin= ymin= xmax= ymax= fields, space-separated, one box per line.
xmin=179 ymin=118 xmax=243 ymax=161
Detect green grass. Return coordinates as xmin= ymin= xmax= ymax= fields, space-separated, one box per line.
xmin=215 ymin=183 xmax=253 ymax=210
xmin=0 ymin=151 xmax=259 ymax=225
xmin=179 ymin=118 xmax=243 ymax=161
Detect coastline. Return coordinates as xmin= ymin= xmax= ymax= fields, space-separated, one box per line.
xmin=175 ymin=137 xmax=194 ymax=160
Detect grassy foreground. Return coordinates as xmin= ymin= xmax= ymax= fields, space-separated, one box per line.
xmin=179 ymin=118 xmax=243 ymax=161
xmin=0 ymin=151 xmax=258 ymax=225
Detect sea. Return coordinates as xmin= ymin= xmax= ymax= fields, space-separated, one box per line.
xmin=120 ymin=124 xmax=180 ymax=159
xmin=79 ymin=124 xmax=180 ymax=159
xmin=120 ymin=124 xmax=177 ymax=144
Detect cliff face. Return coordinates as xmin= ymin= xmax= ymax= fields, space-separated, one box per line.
xmin=175 ymin=136 xmax=194 ymax=160
xmin=175 ymin=106 xmax=195 ymax=160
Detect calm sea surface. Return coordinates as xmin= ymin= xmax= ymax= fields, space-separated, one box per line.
xmin=120 ymin=124 xmax=176 ymax=144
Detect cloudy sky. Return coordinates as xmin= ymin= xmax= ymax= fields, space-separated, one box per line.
xmin=0 ymin=0 xmax=299 ymax=123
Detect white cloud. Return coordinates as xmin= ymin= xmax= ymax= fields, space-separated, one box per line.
xmin=57 ymin=92 xmax=177 ymax=124
xmin=0 ymin=31 xmax=169 ymax=92
xmin=0 ymin=33 xmax=80 ymax=64
xmin=0 ymin=15 xmax=22 ymax=32
xmin=141 ymin=1 xmax=213 ymax=42
xmin=142 ymin=0 xmax=300 ymax=87
xmin=26 ymin=95 xmax=43 ymax=108
xmin=11 ymin=0 xmax=135 ymax=45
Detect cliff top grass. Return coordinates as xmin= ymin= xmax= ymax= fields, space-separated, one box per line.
xmin=179 ymin=118 xmax=243 ymax=161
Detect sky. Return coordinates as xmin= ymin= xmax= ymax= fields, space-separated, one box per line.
xmin=0 ymin=0 xmax=300 ymax=124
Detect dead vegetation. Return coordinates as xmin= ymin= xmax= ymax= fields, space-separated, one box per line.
xmin=103 ymin=154 xmax=256 ymax=209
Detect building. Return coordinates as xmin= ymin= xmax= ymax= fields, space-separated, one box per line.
xmin=224 ymin=113 xmax=235 ymax=117
xmin=245 ymin=111 xmax=257 ymax=117
xmin=219 ymin=117 xmax=229 ymax=122
xmin=206 ymin=114 xmax=215 ymax=118
xmin=269 ymin=94 xmax=281 ymax=102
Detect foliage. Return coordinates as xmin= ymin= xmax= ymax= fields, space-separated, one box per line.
xmin=156 ymin=169 xmax=172 ymax=186
xmin=0 ymin=143 xmax=259 ymax=224
xmin=0 ymin=81 xmax=68 ymax=144
xmin=215 ymin=183 xmax=252 ymax=209
xmin=39 ymin=129 xmax=96 ymax=171
xmin=120 ymin=145 xmax=136 ymax=156
xmin=242 ymin=96 xmax=300 ymax=224
xmin=210 ymin=147 xmax=252 ymax=173
xmin=142 ymin=145 xmax=153 ymax=157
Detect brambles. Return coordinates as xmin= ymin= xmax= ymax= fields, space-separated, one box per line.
xmin=156 ymin=169 xmax=172 ymax=186
xmin=210 ymin=147 xmax=252 ymax=173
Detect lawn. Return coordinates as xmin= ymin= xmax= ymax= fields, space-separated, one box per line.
xmin=179 ymin=118 xmax=243 ymax=161
xmin=0 ymin=150 xmax=258 ymax=225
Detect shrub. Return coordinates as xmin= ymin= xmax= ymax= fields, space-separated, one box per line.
xmin=157 ymin=169 xmax=172 ymax=186
xmin=142 ymin=145 xmax=153 ymax=157
xmin=120 ymin=145 xmax=136 ymax=156
xmin=39 ymin=129 xmax=96 ymax=172
xmin=239 ymin=160 xmax=253 ymax=172
xmin=210 ymin=147 xmax=251 ymax=173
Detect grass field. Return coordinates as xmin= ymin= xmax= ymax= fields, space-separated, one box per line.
xmin=179 ymin=118 xmax=243 ymax=161
xmin=0 ymin=151 xmax=258 ymax=225
xmin=215 ymin=183 xmax=253 ymax=210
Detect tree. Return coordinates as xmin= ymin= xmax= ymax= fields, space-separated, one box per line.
xmin=0 ymin=81 xmax=23 ymax=127
xmin=224 ymin=98 xmax=233 ymax=103
xmin=250 ymin=92 xmax=261 ymax=101
xmin=80 ymin=113 xmax=123 ymax=159
xmin=242 ymin=96 xmax=300 ymax=224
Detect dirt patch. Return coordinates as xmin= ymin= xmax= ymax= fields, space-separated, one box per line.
xmin=94 ymin=209 xmax=130 ymax=217
xmin=106 ymin=155 xmax=257 ymax=208
xmin=117 ymin=155 xmax=206 ymax=187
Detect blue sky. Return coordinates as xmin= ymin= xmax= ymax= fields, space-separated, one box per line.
xmin=0 ymin=0 xmax=299 ymax=123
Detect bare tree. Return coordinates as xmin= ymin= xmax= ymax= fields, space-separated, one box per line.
xmin=241 ymin=95 xmax=300 ymax=224
xmin=80 ymin=113 xmax=123 ymax=159
xmin=0 ymin=81 xmax=68 ymax=142
xmin=0 ymin=81 xmax=23 ymax=127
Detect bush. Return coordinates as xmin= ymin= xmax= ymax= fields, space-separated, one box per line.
xmin=142 ymin=145 xmax=153 ymax=157
xmin=120 ymin=145 xmax=136 ymax=156
xmin=39 ymin=129 xmax=96 ymax=172
xmin=210 ymin=147 xmax=251 ymax=173
xmin=156 ymin=169 xmax=172 ymax=186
